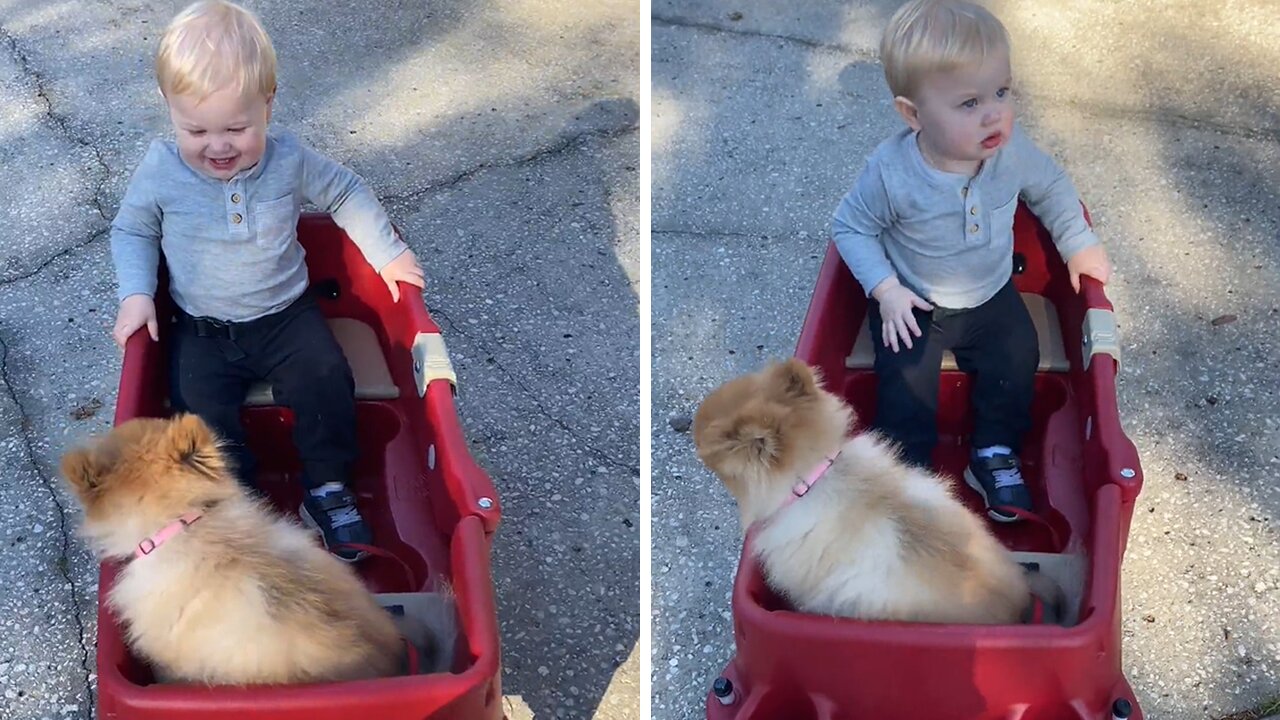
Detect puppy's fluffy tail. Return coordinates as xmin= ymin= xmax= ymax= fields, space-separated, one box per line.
xmin=394 ymin=580 xmax=459 ymax=674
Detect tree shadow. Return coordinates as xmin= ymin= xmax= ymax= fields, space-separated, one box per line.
xmin=988 ymin=5 xmax=1280 ymax=714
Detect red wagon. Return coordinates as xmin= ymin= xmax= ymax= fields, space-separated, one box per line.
xmin=101 ymin=213 xmax=504 ymax=719
xmin=706 ymin=203 xmax=1145 ymax=720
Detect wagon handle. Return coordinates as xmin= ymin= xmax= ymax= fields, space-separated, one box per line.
xmin=1077 ymin=274 xmax=1144 ymax=502
xmin=412 ymin=332 xmax=458 ymax=397
xmin=1078 ymin=275 xmax=1121 ymax=372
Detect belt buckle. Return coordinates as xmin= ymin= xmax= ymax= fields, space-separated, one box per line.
xmin=197 ymin=316 xmax=233 ymax=340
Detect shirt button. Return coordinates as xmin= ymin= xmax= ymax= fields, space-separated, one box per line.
xmin=231 ymin=213 xmax=243 ymax=224
xmin=230 ymin=193 xmax=241 ymax=204
xmin=970 ymin=223 xmax=980 ymax=233
xmin=969 ymin=206 xmax=978 ymax=216
xmin=961 ymin=187 xmax=968 ymax=196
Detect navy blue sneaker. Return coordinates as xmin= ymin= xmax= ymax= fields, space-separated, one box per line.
xmin=963 ymin=449 xmax=1033 ymax=523
xmin=299 ymin=482 xmax=373 ymax=562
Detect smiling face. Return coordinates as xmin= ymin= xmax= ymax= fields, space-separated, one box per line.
xmin=166 ymin=86 xmax=273 ymax=180
xmin=895 ymin=49 xmax=1015 ymax=175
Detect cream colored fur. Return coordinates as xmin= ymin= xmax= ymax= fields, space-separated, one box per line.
xmin=693 ymin=359 xmax=1034 ymax=624
xmin=61 ymin=414 xmax=409 ymax=685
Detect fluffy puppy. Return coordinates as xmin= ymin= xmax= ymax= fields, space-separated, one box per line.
xmin=693 ymin=359 xmax=1050 ymax=624
xmin=61 ymin=414 xmax=409 ymax=685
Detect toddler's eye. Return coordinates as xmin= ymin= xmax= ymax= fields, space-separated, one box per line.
xmin=997 ymin=87 xmax=1011 ymax=99
xmin=961 ymin=98 xmax=978 ymax=109
xmin=228 ymin=127 xmax=247 ymax=134
xmin=188 ymin=129 xmax=206 ymax=136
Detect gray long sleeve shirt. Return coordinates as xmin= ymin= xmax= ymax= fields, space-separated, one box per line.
xmin=830 ymin=124 xmax=1098 ymax=309
xmin=110 ymin=130 xmax=409 ymax=322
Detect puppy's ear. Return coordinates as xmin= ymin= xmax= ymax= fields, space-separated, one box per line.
xmin=165 ymin=414 xmax=225 ymax=478
xmin=60 ymin=446 xmax=104 ymax=499
xmin=773 ymin=358 xmax=818 ymax=400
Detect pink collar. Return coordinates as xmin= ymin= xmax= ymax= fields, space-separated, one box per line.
xmin=134 ymin=512 xmax=202 ymax=559
xmin=784 ymin=453 xmax=839 ymax=507
xmin=756 ymin=452 xmax=841 ymax=528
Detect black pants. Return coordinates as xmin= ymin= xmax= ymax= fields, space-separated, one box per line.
xmin=168 ymin=293 xmax=357 ymax=490
xmin=869 ymin=280 xmax=1038 ymax=468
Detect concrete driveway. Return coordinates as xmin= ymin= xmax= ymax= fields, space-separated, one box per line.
xmin=652 ymin=1 xmax=1280 ymax=718
xmin=0 ymin=1 xmax=638 ymax=718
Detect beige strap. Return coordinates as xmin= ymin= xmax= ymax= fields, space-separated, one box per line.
xmin=412 ymin=332 xmax=457 ymax=397
xmin=243 ymin=318 xmax=399 ymax=406
xmin=1082 ymin=308 xmax=1121 ymax=372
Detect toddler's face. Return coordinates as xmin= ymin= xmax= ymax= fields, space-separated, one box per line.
xmin=167 ymin=87 xmax=272 ymax=181
xmin=907 ymin=50 xmax=1014 ymax=170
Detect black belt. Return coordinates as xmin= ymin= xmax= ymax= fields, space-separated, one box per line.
xmin=184 ymin=315 xmax=245 ymax=340
xmin=177 ymin=291 xmax=313 ymax=341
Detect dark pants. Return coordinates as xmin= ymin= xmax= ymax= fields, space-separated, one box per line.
xmin=870 ymin=280 xmax=1038 ymax=468
xmin=168 ymin=293 xmax=356 ymax=490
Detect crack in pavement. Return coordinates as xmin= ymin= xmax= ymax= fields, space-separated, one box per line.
xmin=652 ymin=14 xmax=876 ymax=59
xmin=382 ymin=123 xmax=640 ymax=207
xmin=430 ymin=305 xmax=638 ymax=474
xmin=0 ymin=328 xmax=95 ymax=719
xmin=0 ymin=227 xmax=109 ymax=287
xmin=380 ymin=125 xmax=639 ymax=475
xmin=1 ymin=25 xmax=114 ymax=223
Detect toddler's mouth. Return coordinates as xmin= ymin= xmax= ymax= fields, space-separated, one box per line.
xmin=207 ymin=155 xmax=238 ymax=171
xmin=981 ymin=132 xmax=1004 ymax=150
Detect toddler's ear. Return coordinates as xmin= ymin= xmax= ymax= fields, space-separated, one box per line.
xmin=893 ymin=95 xmax=922 ymax=131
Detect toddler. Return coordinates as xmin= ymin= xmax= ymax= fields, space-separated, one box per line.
xmin=110 ymin=0 xmax=424 ymax=560
xmin=831 ymin=0 xmax=1112 ymax=521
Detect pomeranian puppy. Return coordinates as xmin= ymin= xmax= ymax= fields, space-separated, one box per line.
xmin=60 ymin=414 xmax=411 ymax=684
xmin=693 ymin=359 xmax=1058 ymax=624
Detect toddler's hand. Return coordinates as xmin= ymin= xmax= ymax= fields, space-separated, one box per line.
xmin=113 ymin=294 xmax=158 ymax=349
xmin=872 ymin=277 xmax=933 ymax=353
xmin=1067 ymin=244 xmax=1112 ymax=292
xmin=380 ymin=250 xmax=425 ymax=303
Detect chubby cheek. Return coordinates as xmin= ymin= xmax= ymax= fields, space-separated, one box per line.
xmin=232 ymin=131 xmax=267 ymax=165
xmin=941 ymin=114 xmax=980 ymax=151
xmin=924 ymin=109 xmax=973 ymax=151
xmin=965 ymin=111 xmax=991 ymax=139
xmin=175 ymin=136 xmax=206 ymax=166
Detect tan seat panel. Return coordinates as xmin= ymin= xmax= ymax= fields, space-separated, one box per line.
xmin=846 ymin=292 xmax=1070 ymax=372
xmin=243 ymin=318 xmax=400 ymax=406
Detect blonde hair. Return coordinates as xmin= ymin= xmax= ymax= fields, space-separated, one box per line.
xmin=155 ymin=1 xmax=276 ymax=100
xmin=880 ymin=0 xmax=1010 ymax=99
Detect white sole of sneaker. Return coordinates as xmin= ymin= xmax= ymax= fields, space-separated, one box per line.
xmin=962 ymin=467 xmax=1020 ymax=524
xmin=298 ymin=503 xmax=368 ymax=563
